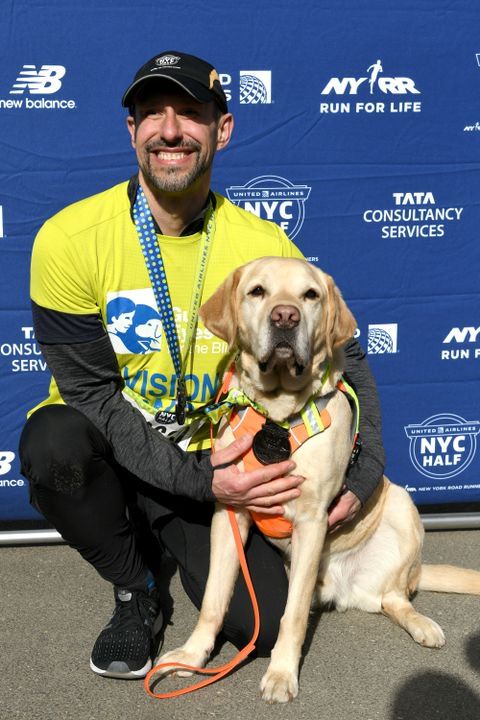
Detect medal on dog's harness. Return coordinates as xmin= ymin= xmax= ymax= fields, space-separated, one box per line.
xmin=252 ymin=419 xmax=291 ymax=464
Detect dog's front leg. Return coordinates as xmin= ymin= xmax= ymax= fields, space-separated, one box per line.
xmin=156 ymin=505 xmax=251 ymax=676
xmin=260 ymin=512 xmax=328 ymax=703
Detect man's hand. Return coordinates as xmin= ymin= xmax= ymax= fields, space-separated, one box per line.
xmin=328 ymin=488 xmax=361 ymax=533
xmin=211 ymin=434 xmax=304 ymax=514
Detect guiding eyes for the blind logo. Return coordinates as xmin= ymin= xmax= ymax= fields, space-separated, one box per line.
xmin=106 ymin=292 xmax=163 ymax=355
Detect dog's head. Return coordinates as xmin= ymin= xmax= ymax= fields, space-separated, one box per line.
xmin=200 ymin=257 xmax=356 ymax=397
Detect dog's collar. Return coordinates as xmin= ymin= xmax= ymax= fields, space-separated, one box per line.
xmin=198 ymin=365 xmax=334 ymax=427
xmin=197 ymin=367 xmax=360 ymax=443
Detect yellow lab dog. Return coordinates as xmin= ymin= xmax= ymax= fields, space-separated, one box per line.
xmin=158 ymin=257 xmax=480 ymax=702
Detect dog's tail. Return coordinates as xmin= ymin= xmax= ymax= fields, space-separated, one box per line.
xmin=418 ymin=564 xmax=480 ymax=594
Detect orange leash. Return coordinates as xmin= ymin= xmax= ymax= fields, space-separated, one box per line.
xmin=144 ymin=507 xmax=260 ymax=699
xmin=144 ymin=366 xmax=260 ymax=699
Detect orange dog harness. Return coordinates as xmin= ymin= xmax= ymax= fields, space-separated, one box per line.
xmin=229 ymin=402 xmax=332 ymax=538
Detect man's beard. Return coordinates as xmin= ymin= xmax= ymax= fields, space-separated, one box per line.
xmin=140 ymin=141 xmax=212 ymax=194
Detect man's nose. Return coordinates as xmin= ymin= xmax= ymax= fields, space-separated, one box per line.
xmin=159 ymin=108 xmax=183 ymax=143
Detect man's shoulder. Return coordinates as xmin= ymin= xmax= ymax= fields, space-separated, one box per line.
xmin=213 ymin=193 xmax=304 ymax=259
xmin=44 ymin=181 xmax=130 ymax=238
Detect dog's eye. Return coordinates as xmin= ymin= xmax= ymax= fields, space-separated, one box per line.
xmin=249 ymin=285 xmax=265 ymax=297
xmin=304 ymin=289 xmax=319 ymax=300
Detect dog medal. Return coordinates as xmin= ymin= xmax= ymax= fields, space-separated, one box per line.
xmin=252 ymin=419 xmax=291 ymax=465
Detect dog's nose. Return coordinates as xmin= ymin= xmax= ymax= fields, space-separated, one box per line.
xmin=270 ymin=305 xmax=300 ymax=329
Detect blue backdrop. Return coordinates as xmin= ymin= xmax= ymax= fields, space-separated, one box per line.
xmin=1 ymin=0 xmax=479 ymax=524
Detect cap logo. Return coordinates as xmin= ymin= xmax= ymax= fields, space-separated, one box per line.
xmin=155 ymin=55 xmax=181 ymax=67
xmin=209 ymin=69 xmax=220 ymax=89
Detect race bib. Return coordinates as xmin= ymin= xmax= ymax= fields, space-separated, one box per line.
xmin=122 ymin=392 xmax=203 ymax=450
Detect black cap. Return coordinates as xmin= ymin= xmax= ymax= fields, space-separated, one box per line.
xmin=122 ymin=51 xmax=228 ymax=113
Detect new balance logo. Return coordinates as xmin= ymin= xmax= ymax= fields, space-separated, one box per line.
xmin=10 ymin=65 xmax=66 ymax=95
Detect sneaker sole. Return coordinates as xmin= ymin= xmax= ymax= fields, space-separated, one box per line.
xmin=89 ymin=657 xmax=152 ymax=680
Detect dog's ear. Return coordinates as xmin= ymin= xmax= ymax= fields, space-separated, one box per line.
xmin=199 ymin=268 xmax=242 ymax=348
xmin=324 ymin=273 xmax=357 ymax=357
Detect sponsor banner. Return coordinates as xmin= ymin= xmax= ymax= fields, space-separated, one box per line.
xmin=362 ymin=191 xmax=464 ymax=240
xmin=0 ymin=444 xmax=41 ymax=522
xmin=380 ymin=378 xmax=480 ymax=506
xmin=464 ymin=55 xmax=480 ymax=132
xmin=225 ymin=175 xmax=311 ymax=239
xmin=320 ymin=58 xmax=421 ymax=115
xmin=405 ymin=414 xmax=480 ymax=480
xmin=0 ymin=325 xmax=47 ymax=374
xmin=220 ymin=70 xmax=272 ymax=105
xmin=0 ymin=64 xmax=77 ymax=110
xmin=441 ymin=326 xmax=480 ymax=363
xmin=367 ymin=324 xmax=398 ymax=355
xmin=0 ymin=1 xmax=479 ymax=526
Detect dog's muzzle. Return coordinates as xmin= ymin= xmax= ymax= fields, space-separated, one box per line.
xmin=258 ymin=304 xmax=309 ymax=375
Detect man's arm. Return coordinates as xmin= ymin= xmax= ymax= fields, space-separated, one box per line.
xmin=39 ymin=334 xmax=217 ymax=501
xmin=39 ymin=334 xmax=303 ymax=511
xmin=342 ymin=336 xmax=385 ymax=505
xmin=327 ymin=337 xmax=385 ymax=531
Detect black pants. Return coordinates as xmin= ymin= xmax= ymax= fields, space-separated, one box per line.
xmin=19 ymin=405 xmax=289 ymax=655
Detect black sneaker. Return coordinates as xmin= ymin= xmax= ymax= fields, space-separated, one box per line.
xmin=90 ymin=587 xmax=164 ymax=679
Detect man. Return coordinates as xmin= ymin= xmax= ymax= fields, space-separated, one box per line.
xmin=19 ymin=51 xmax=384 ymax=680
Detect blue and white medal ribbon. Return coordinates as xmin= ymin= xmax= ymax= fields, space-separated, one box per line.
xmin=133 ymin=185 xmax=215 ymax=424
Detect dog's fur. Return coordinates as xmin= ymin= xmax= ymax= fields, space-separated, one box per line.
xmin=158 ymin=257 xmax=480 ymax=702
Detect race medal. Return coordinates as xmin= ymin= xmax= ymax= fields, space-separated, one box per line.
xmin=252 ymin=419 xmax=291 ymax=465
xmin=175 ymin=381 xmax=187 ymax=425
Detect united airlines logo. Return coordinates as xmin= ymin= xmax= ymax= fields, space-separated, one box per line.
xmin=239 ymin=71 xmax=272 ymax=104
xmin=10 ymin=65 xmax=66 ymax=95
xmin=367 ymin=324 xmax=398 ymax=354
xmin=226 ymin=175 xmax=311 ymax=239
xmin=405 ymin=414 xmax=480 ymax=479
xmin=219 ymin=70 xmax=273 ymax=104
xmin=320 ymin=59 xmax=421 ymax=115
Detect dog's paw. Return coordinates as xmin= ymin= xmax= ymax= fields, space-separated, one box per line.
xmin=410 ymin=616 xmax=446 ymax=648
xmin=260 ymin=668 xmax=299 ymax=703
xmin=154 ymin=646 xmax=209 ymax=678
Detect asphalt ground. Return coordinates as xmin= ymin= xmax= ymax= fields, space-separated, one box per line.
xmin=2 ymin=529 xmax=480 ymax=720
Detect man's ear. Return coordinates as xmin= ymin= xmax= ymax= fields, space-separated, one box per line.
xmin=126 ymin=115 xmax=136 ymax=150
xmin=216 ymin=113 xmax=234 ymax=151
xmin=323 ymin=273 xmax=357 ymax=357
xmin=199 ymin=268 xmax=241 ymax=348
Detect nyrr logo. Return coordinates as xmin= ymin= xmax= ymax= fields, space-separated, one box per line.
xmin=320 ymin=59 xmax=421 ymax=115
xmin=441 ymin=326 xmax=480 ymax=361
xmin=405 ymin=414 xmax=480 ymax=479
xmin=239 ymin=71 xmax=272 ymax=104
xmin=225 ymin=175 xmax=311 ymax=239
xmin=10 ymin=65 xmax=66 ymax=94
xmin=367 ymin=324 xmax=398 ymax=354
xmin=0 ymin=206 xmax=3 ymax=238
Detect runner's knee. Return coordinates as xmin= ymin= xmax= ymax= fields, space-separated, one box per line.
xmin=19 ymin=404 xmax=110 ymax=493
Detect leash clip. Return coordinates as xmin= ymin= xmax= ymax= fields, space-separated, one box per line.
xmin=348 ymin=435 xmax=362 ymax=468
